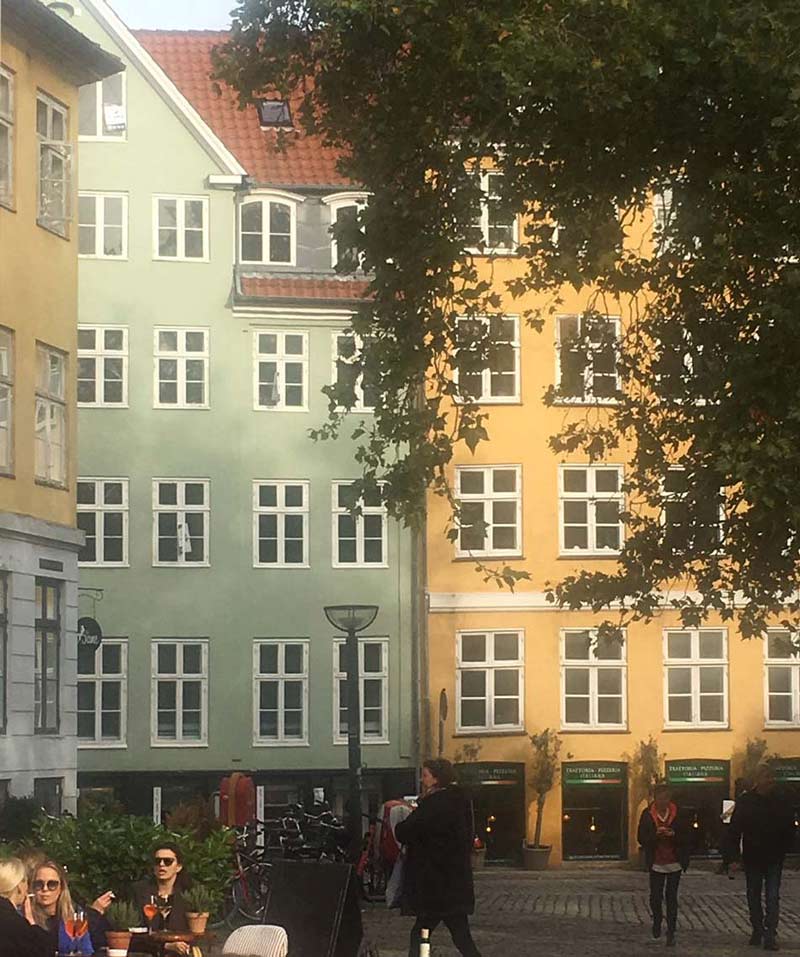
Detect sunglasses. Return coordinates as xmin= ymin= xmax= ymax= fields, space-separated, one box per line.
xmin=154 ymin=857 xmax=176 ymax=866
xmin=33 ymin=880 xmax=61 ymax=892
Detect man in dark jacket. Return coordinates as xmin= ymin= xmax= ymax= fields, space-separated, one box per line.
xmin=727 ymin=764 xmax=795 ymax=951
xmin=395 ymin=758 xmax=482 ymax=957
xmin=637 ymin=783 xmax=691 ymax=948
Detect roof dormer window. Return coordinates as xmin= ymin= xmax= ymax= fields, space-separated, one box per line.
xmin=239 ymin=193 xmax=299 ymax=266
xmin=257 ymin=99 xmax=292 ymax=130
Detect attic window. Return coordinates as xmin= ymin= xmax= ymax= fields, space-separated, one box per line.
xmin=257 ymin=100 xmax=292 ymax=130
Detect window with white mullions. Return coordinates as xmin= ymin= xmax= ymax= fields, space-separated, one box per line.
xmin=78 ymin=193 xmax=127 ymax=258
xmin=664 ymin=629 xmax=728 ymax=728
xmin=153 ymin=195 xmax=208 ymax=260
xmin=466 ymin=170 xmax=517 ymax=252
xmin=77 ymin=478 xmax=128 ymax=566
xmin=77 ymin=639 xmax=126 ymax=745
xmin=555 ymin=314 xmax=620 ymax=402
xmin=455 ymin=466 xmax=521 ymax=557
xmin=151 ymin=640 xmax=208 ymax=745
xmin=561 ymin=629 xmax=627 ymax=730
xmin=559 ymin=465 xmax=624 ymax=554
xmin=332 ymin=332 xmax=377 ymax=411
xmin=332 ymin=482 xmax=388 ymax=567
xmin=253 ymin=330 xmax=308 ymax=410
xmin=154 ymin=328 xmax=208 ymax=408
xmin=152 ymin=479 xmax=209 ymax=566
xmin=253 ymin=640 xmax=308 ymax=745
xmin=36 ymin=93 xmax=70 ymax=236
xmin=764 ymin=631 xmax=800 ymax=726
xmin=457 ymin=630 xmax=524 ymax=732
xmin=662 ymin=467 xmax=723 ymax=551
xmin=0 ymin=575 xmax=8 ymax=733
xmin=77 ymin=326 xmax=127 ymax=406
xmin=0 ymin=327 xmax=13 ymax=473
xmin=78 ymin=73 xmax=126 ymax=139
xmin=240 ymin=196 xmax=295 ymax=264
xmin=34 ymin=343 xmax=66 ymax=486
xmin=333 ymin=638 xmax=389 ymax=744
xmin=328 ymin=196 xmax=367 ymax=270
xmin=456 ymin=315 xmax=520 ymax=403
xmin=252 ymin=481 xmax=309 ymax=567
xmin=0 ymin=67 xmax=14 ymax=208
xmin=34 ymin=579 xmax=60 ymax=734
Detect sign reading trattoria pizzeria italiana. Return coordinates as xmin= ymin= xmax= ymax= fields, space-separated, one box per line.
xmin=562 ymin=763 xmax=626 ymax=787
xmin=772 ymin=759 xmax=800 ymax=783
xmin=456 ymin=763 xmax=525 ymax=787
xmin=666 ymin=760 xmax=729 ymax=785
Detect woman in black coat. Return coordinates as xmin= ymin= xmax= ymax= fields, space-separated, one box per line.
xmin=0 ymin=857 xmax=53 ymax=957
xmin=395 ymin=758 xmax=482 ymax=957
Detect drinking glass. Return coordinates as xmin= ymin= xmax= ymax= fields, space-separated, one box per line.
xmin=143 ymin=895 xmax=158 ymax=934
xmin=157 ymin=894 xmax=172 ymax=925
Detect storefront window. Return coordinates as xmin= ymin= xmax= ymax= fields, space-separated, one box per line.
xmin=561 ymin=763 xmax=628 ymax=860
xmin=665 ymin=759 xmax=729 ymax=857
xmin=772 ymin=759 xmax=800 ymax=854
xmin=456 ymin=762 xmax=526 ymax=865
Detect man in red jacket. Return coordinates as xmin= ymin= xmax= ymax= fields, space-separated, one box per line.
xmin=638 ymin=783 xmax=691 ymax=948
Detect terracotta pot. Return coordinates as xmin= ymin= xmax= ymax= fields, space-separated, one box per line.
xmin=105 ymin=930 xmax=133 ymax=956
xmin=522 ymin=844 xmax=552 ymax=871
xmin=186 ymin=911 xmax=209 ymax=934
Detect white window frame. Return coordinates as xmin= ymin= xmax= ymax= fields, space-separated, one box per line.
xmin=333 ymin=637 xmax=389 ymax=745
xmin=325 ymin=192 xmax=368 ymax=269
xmin=77 ymin=638 xmax=127 ymax=748
xmin=455 ymin=315 xmax=521 ymax=404
xmin=77 ymin=477 xmax=129 ymax=567
xmin=152 ymin=194 xmax=209 ymax=262
xmin=36 ymin=92 xmax=70 ymax=237
xmin=153 ymin=327 xmax=209 ymax=409
xmin=663 ymin=628 xmax=729 ymax=729
xmin=252 ymin=330 xmax=308 ymax=412
xmin=331 ymin=481 xmax=388 ymax=568
xmin=456 ymin=630 xmax=525 ymax=734
xmin=0 ymin=326 xmax=13 ymax=474
xmin=555 ymin=314 xmax=621 ymax=403
xmin=252 ymin=480 xmax=310 ymax=568
xmin=34 ymin=343 xmax=66 ymax=487
xmin=252 ymin=640 xmax=309 ymax=746
xmin=78 ymin=72 xmax=126 ymax=141
xmin=0 ymin=65 xmax=14 ymax=209
xmin=455 ymin=465 xmax=522 ymax=558
xmin=331 ymin=331 xmax=375 ymax=412
xmin=239 ymin=192 xmax=299 ymax=266
xmin=77 ymin=325 xmax=128 ymax=407
xmin=78 ymin=192 xmax=128 ymax=259
xmin=560 ymin=629 xmax=628 ymax=731
xmin=559 ymin=464 xmax=624 ymax=556
xmin=466 ymin=170 xmax=518 ymax=254
xmin=152 ymin=479 xmax=210 ymax=567
xmin=150 ymin=639 xmax=209 ymax=747
xmin=764 ymin=630 xmax=800 ymax=728
xmin=661 ymin=466 xmax=724 ymax=551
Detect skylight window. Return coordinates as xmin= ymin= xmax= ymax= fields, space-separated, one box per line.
xmin=258 ymin=100 xmax=292 ymax=129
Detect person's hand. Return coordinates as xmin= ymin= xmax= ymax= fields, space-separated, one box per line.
xmin=22 ymin=895 xmax=35 ymax=925
xmin=164 ymin=942 xmax=191 ymax=955
xmin=91 ymin=891 xmax=115 ymax=914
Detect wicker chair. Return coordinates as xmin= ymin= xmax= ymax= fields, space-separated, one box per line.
xmin=222 ymin=924 xmax=289 ymax=957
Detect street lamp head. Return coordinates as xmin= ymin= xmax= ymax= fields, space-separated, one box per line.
xmin=324 ymin=604 xmax=379 ymax=634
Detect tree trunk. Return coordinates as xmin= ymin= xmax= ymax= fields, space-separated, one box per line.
xmin=533 ymin=794 xmax=546 ymax=847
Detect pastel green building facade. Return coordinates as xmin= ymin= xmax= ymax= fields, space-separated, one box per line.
xmin=73 ymin=1 xmax=416 ymax=817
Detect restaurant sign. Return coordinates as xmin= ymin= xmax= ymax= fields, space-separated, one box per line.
xmin=772 ymin=759 xmax=800 ymax=783
xmin=456 ymin=762 xmax=525 ymax=788
xmin=666 ymin=760 xmax=728 ymax=785
xmin=562 ymin=763 xmax=626 ymax=787
xmin=77 ymin=616 xmax=103 ymax=652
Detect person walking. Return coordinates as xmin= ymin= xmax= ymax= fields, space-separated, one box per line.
xmin=727 ymin=763 xmax=795 ymax=951
xmin=637 ymin=783 xmax=690 ymax=947
xmin=395 ymin=758 xmax=482 ymax=957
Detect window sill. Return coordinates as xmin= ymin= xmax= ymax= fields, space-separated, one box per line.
xmin=454 ymin=397 xmax=522 ymax=407
xmin=253 ymin=740 xmax=311 ymax=748
xmin=152 ymin=256 xmax=210 ymax=264
xmin=454 ymin=729 xmax=527 ymax=738
xmin=558 ymin=552 xmax=621 ymax=560
xmin=463 ymin=247 xmax=519 ymax=258
xmin=334 ymin=739 xmax=390 ymax=746
xmin=763 ymin=724 xmax=800 ymax=732
xmin=662 ymin=724 xmax=730 ymax=733
xmin=78 ymin=402 xmax=130 ymax=409
xmin=560 ymin=726 xmax=629 ymax=735
xmin=0 ymin=471 xmax=15 ymax=480
xmin=453 ymin=554 xmax=524 ymax=563
xmin=552 ymin=398 xmax=620 ymax=407
xmin=78 ymin=136 xmax=128 ymax=144
xmin=34 ymin=729 xmax=61 ymax=737
xmin=253 ymin=564 xmax=311 ymax=570
xmin=78 ymin=742 xmax=127 ymax=750
xmin=332 ymin=563 xmax=390 ymax=570
xmin=79 ymin=562 xmax=130 ymax=569
xmin=36 ymin=219 xmax=69 ymax=241
xmin=152 ymin=563 xmax=211 ymax=569
xmin=150 ymin=740 xmax=208 ymax=748
xmin=35 ymin=479 xmax=68 ymax=491
xmin=79 ymin=255 xmax=129 ymax=262
xmin=0 ymin=199 xmax=16 ymax=213
xmin=252 ymin=406 xmax=309 ymax=414
xmin=153 ymin=404 xmax=211 ymax=411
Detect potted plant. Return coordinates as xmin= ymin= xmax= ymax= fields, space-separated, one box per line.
xmin=630 ymin=736 xmax=665 ymax=869
xmin=524 ymin=728 xmax=561 ymax=870
xmin=105 ymin=899 xmax=140 ymax=956
xmin=183 ymin=884 xmax=216 ymax=935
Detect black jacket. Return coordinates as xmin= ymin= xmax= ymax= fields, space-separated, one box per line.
xmin=395 ymin=785 xmax=475 ymax=919
xmin=0 ymin=897 xmax=53 ymax=957
xmin=727 ymin=788 xmax=795 ymax=867
xmin=637 ymin=803 xmax=691 ymax=872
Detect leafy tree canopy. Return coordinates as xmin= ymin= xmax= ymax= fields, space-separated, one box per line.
xmin=214 ymin=0 xmax=800 ymax=637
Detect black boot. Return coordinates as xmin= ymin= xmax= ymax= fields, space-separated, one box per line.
xmin=749 ymin=930 xmax=763 ymax=946
xmin=666 ymin=931 xmax=676 ymax=947
xmin=763 ymin=939 xmax=779 ymax=952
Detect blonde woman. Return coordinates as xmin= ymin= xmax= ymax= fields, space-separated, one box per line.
xmin=0 ymin=857 xmax=51 ymax=957
xmin=31 ymin=859 xmax=113 ymax=954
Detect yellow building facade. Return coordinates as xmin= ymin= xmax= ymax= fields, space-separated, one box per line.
xmin=0 ymin=0 xmax=120 ymax=809
xmin=426 ymin=205 xmax=800 ymax=866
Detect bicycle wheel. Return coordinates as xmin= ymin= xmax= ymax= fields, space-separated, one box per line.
xmin=235 ymin=865 xmax=272 ymax=922
xmin=360 ymin=861 xmax=387 ymax=902
xmin=209 ymin=879 xmax=240 ymax=930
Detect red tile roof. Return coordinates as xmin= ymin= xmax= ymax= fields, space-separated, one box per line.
xmin=134 ymin=30 xmax=352 ymax=187
xmin=239 ymin=276 xmax=371 ymax=301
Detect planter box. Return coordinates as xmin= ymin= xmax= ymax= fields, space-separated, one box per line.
xmin=471 ymin=848 xmax=487 ymax=870
xmin=522 ymin=845 xmax=552 ymax=871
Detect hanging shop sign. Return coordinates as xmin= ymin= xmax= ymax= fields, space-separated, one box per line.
xmin=77 ymin=617 xmax=103 ymax=651
xmin=562 ymin=763 xmax=626 ymax=787
xmin=666 ymin=760 xmax=728 ymax=786
xmin=772 ymin=759 xmax=800 ymax=783
xmin=456 ymin=763 xmax=525 ymax=788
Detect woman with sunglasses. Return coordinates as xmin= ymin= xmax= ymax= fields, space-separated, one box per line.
xmin=131 ymin=844 xmax=192 ymax=956
xmin=0 ymin=857 xmax=52 ymax=957
xmin=30 ymin=859 xmax=114 ymax=954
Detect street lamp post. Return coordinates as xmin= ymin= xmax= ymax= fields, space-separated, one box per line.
xmin=324 ymin=603 xmax=379 ymax=863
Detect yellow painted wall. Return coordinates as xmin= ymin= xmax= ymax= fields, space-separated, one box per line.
xmin=0 ymin=34 xmax=79 ymax=527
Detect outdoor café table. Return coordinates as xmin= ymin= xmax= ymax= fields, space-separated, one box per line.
xmin=129 ymin=929 xmax=214 ymax=956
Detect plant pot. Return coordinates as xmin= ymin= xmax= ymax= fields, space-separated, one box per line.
xmin=522 ymin=844 xmax=552 ymax=871
xmin=186 ymin=911 xmax=209 ymax=934
xmin=471 ymin=847 xmax=487 ymax=870
xmin=105 ymin=930 xmax=133 ymax=956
